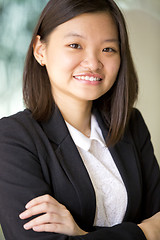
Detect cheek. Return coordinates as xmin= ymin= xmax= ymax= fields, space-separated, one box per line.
xmin=62 ymin=57 xmax=80 ymax=71
xmin=107 ymin=58 xmax=121 ymax=78
xmin=45 ymin=52 xmax=79 ymax=83
xmin=51 ymin=51 xmax=80 ymax=72
xmin=103 ymin=58 xmax=120 ymax=92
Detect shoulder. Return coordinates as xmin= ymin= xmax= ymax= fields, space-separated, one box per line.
xmin=129 ymin=108 xmax=146 ymax=126
xmin=0 ymin=108 xmax=44 ymax=132
xmin=126 ymin=108 xmax=151 ymax=150
xmin=128 ymin=108 xmax=149 ymax=135
xmin=0 ymin=109 xmax=44 ymax=153
xmin=0 ymin=109 xmax=37 ymax=138
xmin=0 ymin=109 xmax=35 ymax=127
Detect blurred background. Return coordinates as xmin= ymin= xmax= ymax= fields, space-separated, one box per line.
xmin=0 ymin=0 xmax=160 ymax=239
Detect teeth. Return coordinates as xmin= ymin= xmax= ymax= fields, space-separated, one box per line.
xmin=74 ymin=76 xmax=101 ymax=81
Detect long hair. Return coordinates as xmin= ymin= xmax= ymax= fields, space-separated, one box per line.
xmin=23 ymin=0 xmax=138 ymax=146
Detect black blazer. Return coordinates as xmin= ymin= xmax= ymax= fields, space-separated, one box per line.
xmin=0 ymin=107 xmax=160 ymax=240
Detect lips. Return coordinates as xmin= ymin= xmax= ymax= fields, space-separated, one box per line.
xmin=73 ymin=73 xmax=103 ymax=82
xmin=74 ymin=76 xmax=101 ymax=82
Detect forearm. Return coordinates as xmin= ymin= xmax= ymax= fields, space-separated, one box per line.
xmin=138 ymin=212 xmax=160 ymax=240
xmin=138 ymin=223 xmax=154 ymax=240
xmin=80 ymin=223 xmax=146 ymax=240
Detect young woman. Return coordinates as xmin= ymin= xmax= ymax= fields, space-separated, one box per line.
xmin=0 ymin=0 xmax=160 ymax=239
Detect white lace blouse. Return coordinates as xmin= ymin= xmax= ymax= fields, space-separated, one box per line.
xmin=65 ymin=115 xmax=128 ymax=227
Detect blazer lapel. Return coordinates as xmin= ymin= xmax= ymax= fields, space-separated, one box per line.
xmin=55 ymin=136 xmax=96 ymax=229
xmin=109 ymin=142 xmax=142 ymax=222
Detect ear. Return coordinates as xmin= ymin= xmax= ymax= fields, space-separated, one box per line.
xmin=33 ymin=35 xmax=46 ymax=66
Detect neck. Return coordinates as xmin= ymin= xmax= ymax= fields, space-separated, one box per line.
xmin=54 ymin=96 xmax=92 ymax=137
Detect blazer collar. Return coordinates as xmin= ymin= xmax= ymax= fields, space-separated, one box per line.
xmin=41 ymin=106 xmax=69 ymax=144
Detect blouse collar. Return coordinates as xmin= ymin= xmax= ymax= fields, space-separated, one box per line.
xmin=65 ymin=115 xmax=106 ymax=151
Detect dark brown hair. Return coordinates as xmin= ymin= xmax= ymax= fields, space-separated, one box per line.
xmin=23 ymin=0 xmax=138 ymax=146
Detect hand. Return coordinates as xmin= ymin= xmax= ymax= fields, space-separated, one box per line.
xmin=138 ymin=212 xmax=160 ymax=240
xmin=19 ymin=194 xmax=88 ymax=236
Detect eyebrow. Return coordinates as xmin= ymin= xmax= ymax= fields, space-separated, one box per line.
xmin=64 ymin=33 xmax=86 ymax=39
xmin=103 ymin=39 xmax=119 ymax=43
xmin=64 ymin=32 xmax=119 ymax=43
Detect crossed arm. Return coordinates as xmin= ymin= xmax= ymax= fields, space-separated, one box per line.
xmin=19 ymin=194 xmax=160 ymax=240
xmin=19 ymin=194 xmax=88 ymax=236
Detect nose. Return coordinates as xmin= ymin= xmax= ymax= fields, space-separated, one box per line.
xmin=80 ymin=52 xmax=103 ymax=71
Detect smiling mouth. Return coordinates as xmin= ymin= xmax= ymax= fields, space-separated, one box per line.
xmin=73 ymin=76 xmax=102 ymax=82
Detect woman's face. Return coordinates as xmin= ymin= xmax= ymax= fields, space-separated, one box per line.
xmin=36 ymin=12 xmax=120 ymax=105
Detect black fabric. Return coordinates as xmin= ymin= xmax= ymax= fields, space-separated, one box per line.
xmin=0 ymin=107 xmax=159 ymax=239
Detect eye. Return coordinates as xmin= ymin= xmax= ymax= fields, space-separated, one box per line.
xmin=69 ymin=43 xmax=81 ymax=49
xmin=102 ymin=47 xmax=116 ymax=53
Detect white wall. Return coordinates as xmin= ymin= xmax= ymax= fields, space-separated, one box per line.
xmin=123 ymin=9 xmax=160 ymax=163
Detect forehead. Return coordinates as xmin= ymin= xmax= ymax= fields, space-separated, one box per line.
xmin=49 ymin=12 xmax=118 ymax=40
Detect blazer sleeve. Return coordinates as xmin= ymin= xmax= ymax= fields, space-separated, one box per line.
xmin=0 ymin=113 xmax=146 ymax=240
xmin=129 ymin=109 xmax=160 ymax=218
